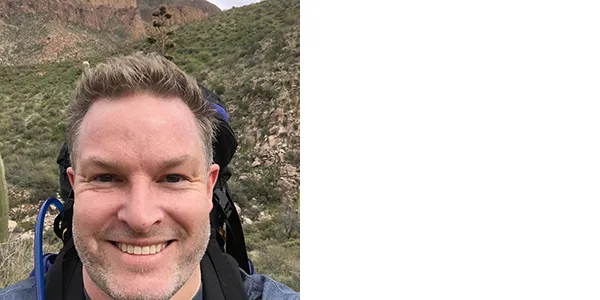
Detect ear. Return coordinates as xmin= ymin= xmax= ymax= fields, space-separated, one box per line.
xmin=67 ymin=167 xmax=76 ymax=188
xmin=206 ymin=163 xmax=220 ymax=201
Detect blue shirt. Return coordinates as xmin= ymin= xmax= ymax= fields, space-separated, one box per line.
xmin=0 ymin=269 xmax=299 ymax=300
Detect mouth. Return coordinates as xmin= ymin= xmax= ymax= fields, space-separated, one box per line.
xmin=110 ymin=240 xmax=175 ymax=255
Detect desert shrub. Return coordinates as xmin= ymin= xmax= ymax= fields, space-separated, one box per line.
xmin=0 ymin=230 xmax=62 ymax=288
xmin=248 ymin=240 xmax=300 ymax=292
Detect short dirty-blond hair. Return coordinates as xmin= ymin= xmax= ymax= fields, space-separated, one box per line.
xmin=66 ymin=52 xmax=216 ymax=170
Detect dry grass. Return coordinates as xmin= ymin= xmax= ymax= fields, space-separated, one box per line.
xmin=0 ymin=231 xmax=63 ymax=289
xmin=249 ymin=241 xmax=300 ymax=292
xmin=1 ymin=236 xmax=36 ymax=288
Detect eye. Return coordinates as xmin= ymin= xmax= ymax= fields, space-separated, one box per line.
xmin=162 ymin=174 xmax=184 ymax=183
xmin=93 ymin=174 xmax=117 ymax=182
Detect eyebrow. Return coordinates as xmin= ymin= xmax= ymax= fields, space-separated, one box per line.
xmin=80 ymin=156 xmax=120 ymax=171
xmin=159 ymin=155 xmax=196 ymax=170
xmin=79 ymin=155 xmax=197 ymax=171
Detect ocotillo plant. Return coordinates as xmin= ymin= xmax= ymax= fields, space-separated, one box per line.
xmin=146 ymin=5 xmax=176 ymax=60
xmin=0 ymin=152 xmax=8 ymax=243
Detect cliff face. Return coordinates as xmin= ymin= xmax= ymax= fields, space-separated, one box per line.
xmin=0 ymin=0 xmax=221 ymax=65
xmin=147 ymin=5 xmax=208 ymax=25
xmin=0 ymin=0 xmax=146 ymax=39
xmin=138 ymin=0 xmax=221 ymax=22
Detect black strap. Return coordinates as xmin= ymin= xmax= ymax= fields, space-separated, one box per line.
xmin=44 ymin=239 xmax=85 ymax=300
xmin=56 ymin=142 xmax=74 ymax=201
xmin=54 ymin=141 xmax=74 ymax=243
xmin=202 ymin=229 xmax=247 ymax=300
xmin=53 ymin=199 xmax=74 ymax=243
xmin=210 ymin=179 xmax=251 ymax=274
xmin=223 ymin=185 xmax=251 ymax=274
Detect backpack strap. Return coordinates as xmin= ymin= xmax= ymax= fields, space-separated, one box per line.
xmin=202 ymin=229 xmax=248 ymax=300
xmin=56 ymin=142 xmax=73 ymax=201
xmin=44 ymin=238 xmax=85 ymax=300
xmin=211 ymin=175 xmax=252 ymax=275
xmin=222 ymin=185 xmax=251 ymax=275
xmin=53 ymin=199 xmax=74 ymax=243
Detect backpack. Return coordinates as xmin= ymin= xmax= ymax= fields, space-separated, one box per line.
xmin=46 ymin=84 xmax=253 ymax=299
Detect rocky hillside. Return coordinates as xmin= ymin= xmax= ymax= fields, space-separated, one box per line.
xmin=0 ymin=0 xmax=220 ymax=65
xmin=0 ymin=0 xmax=145 ymax=38
xmin=0 ymin=0 xmax=299 ymax=290
xmin=138 ymin=0 xmax=221 ymax=23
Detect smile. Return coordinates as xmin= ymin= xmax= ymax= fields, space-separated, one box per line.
xmin=113 ymin=241 xmax=172 ymax=255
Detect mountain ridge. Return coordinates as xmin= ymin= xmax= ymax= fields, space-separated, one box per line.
xmin=0 ymin=0 xmax=222 ymax=65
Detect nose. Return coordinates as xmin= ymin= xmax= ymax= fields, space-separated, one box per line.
xmin=117 ymin=176 xmax=164 ymax=233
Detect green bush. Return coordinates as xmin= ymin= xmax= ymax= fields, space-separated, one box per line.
xmin=248 ymin=241 xmax=300 ymax=292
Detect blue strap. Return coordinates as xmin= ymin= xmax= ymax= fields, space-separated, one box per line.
xmin=248 ymin=259 xmax=257 ymax=275
xmin=28 ymin=253 xmax=58 ymax=278
xmin=34 ymin=197 xmax=64 ymax=300
xmin=211 ymin=102 xmax=229 ymax=123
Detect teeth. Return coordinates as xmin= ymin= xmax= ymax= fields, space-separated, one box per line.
xmin=117 ymin=242 xmax=167 ymax=255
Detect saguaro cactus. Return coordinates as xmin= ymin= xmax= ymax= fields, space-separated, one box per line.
xmin=0 ymin=152 xmax=8 ymax=243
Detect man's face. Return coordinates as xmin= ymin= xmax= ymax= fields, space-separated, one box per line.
xmin=67 ymin=93 xmax=219 ymax=300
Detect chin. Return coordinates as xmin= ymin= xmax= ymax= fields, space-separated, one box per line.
xmin=95 ymin=271 xmax=184 ymax=300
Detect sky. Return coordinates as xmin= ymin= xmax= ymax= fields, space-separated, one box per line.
xmin=209 ymin=0 xmax=262 ymax=10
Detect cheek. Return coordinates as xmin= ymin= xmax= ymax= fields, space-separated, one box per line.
xmin=73 ymin=192 xmax=120 ymax=232
xmin=168 ymin=194 xmax=212 ymax=231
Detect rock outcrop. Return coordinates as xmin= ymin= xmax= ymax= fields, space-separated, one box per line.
xmin=138 ymin=0 xmax=221 ymax=23
xmin=0 ymin=0 xmax=221 ymax=65
xmin=0 ymin=0 xmax=146 ymax=39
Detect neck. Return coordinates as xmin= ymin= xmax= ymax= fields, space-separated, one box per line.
xmin=82 ymin=267 xmax=202 ymax=300
xmin=172 ymin=267 xmax=202 ymax=300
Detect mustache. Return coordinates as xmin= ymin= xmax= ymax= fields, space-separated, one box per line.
xmin=99 ymin=224 xmax=186 ymax=241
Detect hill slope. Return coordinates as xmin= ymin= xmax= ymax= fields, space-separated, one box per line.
xmin=138 ymin=0 xmax=221 ymax=21
xmin=0 ymin=0 xmax=299 ymax=290
xmin=0 ymin=0 xmax=221 ymax=65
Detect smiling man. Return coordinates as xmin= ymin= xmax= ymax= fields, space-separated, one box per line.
xmin=0 ymin=53 xmax=299 ymax=300
xmin=69 ymin=90 xmax=215 ymax=299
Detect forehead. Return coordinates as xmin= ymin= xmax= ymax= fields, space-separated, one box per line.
xmin=75 ymin=93 xmax=205 ymax=168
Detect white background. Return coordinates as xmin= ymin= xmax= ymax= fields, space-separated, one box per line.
xmin=301 ymin=0 xmax=600 ymax=298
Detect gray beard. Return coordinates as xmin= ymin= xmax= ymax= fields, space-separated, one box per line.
xmin=72 ymin=218 xmax=211 ymax=300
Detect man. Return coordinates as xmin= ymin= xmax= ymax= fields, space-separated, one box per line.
xmin=0 ymin=53 xmax=299 ymax=300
